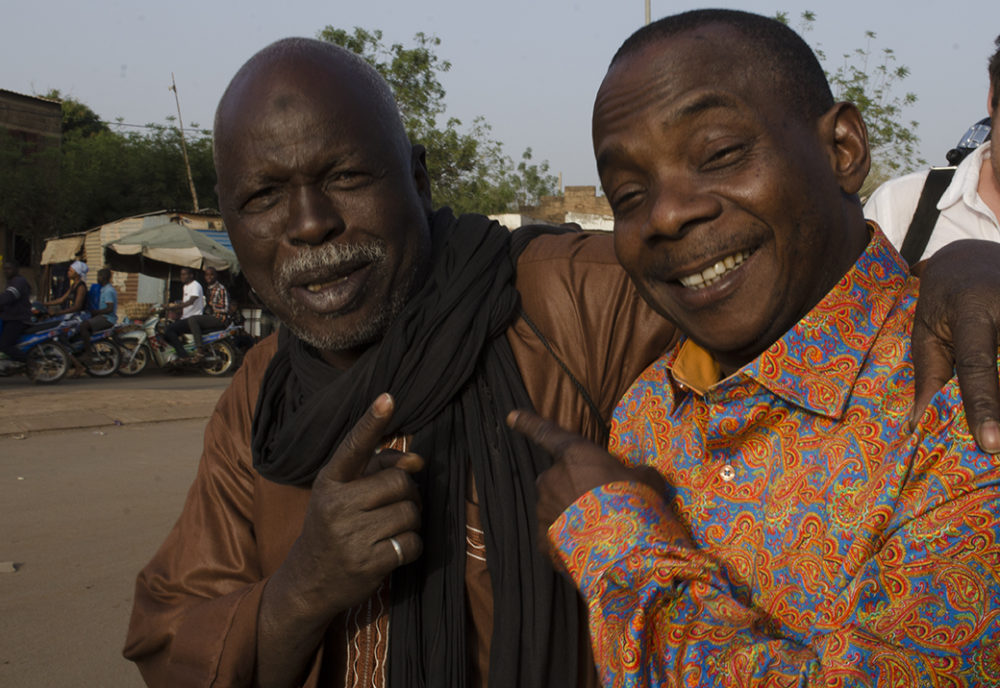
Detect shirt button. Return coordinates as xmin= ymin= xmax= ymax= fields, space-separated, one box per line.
xmin=719 ymin=464 xmax=736 ymax=482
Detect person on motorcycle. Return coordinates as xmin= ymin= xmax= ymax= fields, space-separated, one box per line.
xmin=0 ymin=261 xmax=32 ymax=374
xmin=188 ymin=266 xmax=230 ymax=358
xmin=44 ymin=260 xmax=89 ymax=315
xmin=163 ymin=267 xmax=208 ymax=363
xmin=77 ymin=268 xmax=118 ymax=365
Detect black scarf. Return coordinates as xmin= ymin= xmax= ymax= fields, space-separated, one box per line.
xmin=251 ymin=210 xmax=579 ymax=688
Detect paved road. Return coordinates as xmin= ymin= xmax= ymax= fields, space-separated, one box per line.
xmin=0 ymin=367 xmax=232 ymax=437
xmin=0 ymin=419 xmax=208 ymax=687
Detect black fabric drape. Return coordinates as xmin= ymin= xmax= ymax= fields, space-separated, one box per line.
xmin=251 ymin=210 xmax=578 ymax=688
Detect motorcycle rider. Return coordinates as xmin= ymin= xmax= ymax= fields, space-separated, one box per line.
xmin=77 ymin=268 xmax=118 ymax=365
xmin=189 ymin=266 xmax=230 ymax=358
xmin=163 ymin=267 xmax=206 ymax=364
xmin=0 ymin=261 xmax=32 ymax=374
xmin=44 ymin=260 xmax=89 ymax=315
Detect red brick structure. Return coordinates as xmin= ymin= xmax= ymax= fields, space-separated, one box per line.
xmin=498 ymin=185 xmax=614 ymax=232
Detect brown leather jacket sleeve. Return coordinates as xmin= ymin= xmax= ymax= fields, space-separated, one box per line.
xmin=123 ymin=338 xmax=279 ymax=688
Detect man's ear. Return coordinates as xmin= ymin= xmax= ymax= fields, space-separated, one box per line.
xmin=819 ymin=102 xmax=870 ymax=195
xmin=411 ymin=144 xmax=433 ymax=213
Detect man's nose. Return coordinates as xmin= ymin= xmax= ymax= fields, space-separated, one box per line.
xmin=643 ymin=179 xmax=721 ymax=242
xmin=286 ymin=185 xmax=345 ymax=245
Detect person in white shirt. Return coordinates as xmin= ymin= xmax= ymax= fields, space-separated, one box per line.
xmin=865 ymin=34 xmax=1000 ymax=262
xmin=164 ymin=266 xmax=206 ymax=361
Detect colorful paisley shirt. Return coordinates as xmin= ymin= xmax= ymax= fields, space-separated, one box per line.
xmin=550 ymin=229 xmax=1000 ymax=687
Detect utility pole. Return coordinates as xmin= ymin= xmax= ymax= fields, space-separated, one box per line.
xmin=169 ymin=73 xmax=200 ymax=212
xmin=645 ymin=0 xmax=650 ymax=25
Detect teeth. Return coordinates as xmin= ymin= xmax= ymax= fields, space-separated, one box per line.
xmin=305 ymin=276 xmax=348 ymax=292
xmin=679 ymin=250 xmax=750 ymax=289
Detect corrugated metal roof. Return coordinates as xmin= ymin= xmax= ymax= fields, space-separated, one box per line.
xmin=0 ymin=88 xmax=61 ymax=104
xmin=195 ymin=228 xmax=232 ymax=252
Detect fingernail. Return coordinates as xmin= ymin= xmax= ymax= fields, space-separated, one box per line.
xmin=978 ymin=420 xmax=1000 ymax=454
xmin=506 ymin=410 xmax=520 ymax=427
xmin=373 ymin=393 xmax=393 ymax=416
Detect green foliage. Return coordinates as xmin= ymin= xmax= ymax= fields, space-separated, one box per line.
xmin=0 ymin=90 xmax=218 ymax=265
xmin=0 ymin=128 xmax=60 ymax=244
xmin=317 ymin=26 xmax=558 ymax=214
xmin=777 ymin=11 xmax=925 ymax=188
xmin=42 ymin=90 xmax=109 ymax=139
xmin=54 ymin=120 xmax=216 ymax=232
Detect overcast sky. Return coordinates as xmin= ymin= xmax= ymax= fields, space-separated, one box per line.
xmin=2 ymin=1 xmax=996 ymax=192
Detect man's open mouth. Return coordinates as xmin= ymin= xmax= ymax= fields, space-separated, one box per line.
xmin=678 ymin=250 xmax=751 ymax=290
xmin=305 ymin=274 xmax=353 ymax=292
xmin=288 ymin=261 xmax=375 ymax=314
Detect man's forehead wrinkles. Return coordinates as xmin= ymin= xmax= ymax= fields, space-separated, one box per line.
xmin=596 ymin=70 xmax=670 ymax=124
xmin=595 ymin=85 xmax=742 ymax=168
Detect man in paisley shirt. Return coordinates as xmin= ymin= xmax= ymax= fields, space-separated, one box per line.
xmin=510 ymin=10 xmax=1000 ymax=687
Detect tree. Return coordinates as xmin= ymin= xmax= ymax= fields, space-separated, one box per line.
xmin=317 ymin=26 xmax=558 ymax=214
xmin=53 ymin=119 xmax=217 ymax=232
xmin=0 ymin=127 xmax=60 ymax=259
xmin=777 ymin=11 xmax=924 ymax=194
xmin=43 ymin=89 xmax=109 ymax=139
xmin=1 ymin=89 xmax=219 ymax=268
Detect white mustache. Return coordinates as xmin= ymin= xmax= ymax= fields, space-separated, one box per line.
xmin=275 ymin=241 xmax=386 ymax=288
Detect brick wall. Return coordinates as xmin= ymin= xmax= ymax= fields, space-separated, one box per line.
xmin=519 ymin=185 xmax=613 ymax=229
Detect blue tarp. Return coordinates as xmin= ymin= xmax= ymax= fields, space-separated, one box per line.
xmin=195 ymin=228 xmax=233 ymax=253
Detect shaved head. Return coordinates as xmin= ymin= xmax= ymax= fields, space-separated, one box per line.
xmin=211 ymin=36 xmax=433 ymax=362
xmin=213 ymin=38 xmax=409 ymax=171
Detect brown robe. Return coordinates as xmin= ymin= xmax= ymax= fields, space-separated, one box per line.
xmin=123 ymin=231 xmax=676 ymax=687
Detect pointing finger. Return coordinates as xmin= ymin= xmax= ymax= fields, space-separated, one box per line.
xmin=909 ymin=319 xmax=957 ymax=430
xmin=507 ymin=409 xmax=583 ymax=461
xmin=322 ymin=393 xmax=395 ymax=482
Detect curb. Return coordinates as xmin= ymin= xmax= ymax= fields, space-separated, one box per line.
xmin=0 ymin=402 xmax=218 ymax=438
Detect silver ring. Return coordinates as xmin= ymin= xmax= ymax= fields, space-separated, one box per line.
xmin=388 ymin=536 xmax=405 ymax=567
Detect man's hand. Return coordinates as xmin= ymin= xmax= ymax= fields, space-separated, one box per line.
xmin=507 ymin=409 xmax=663 ymax=530
xmin=257 ymin=393 xmax=423 ymax=688
xmin=912 ymin=239 xmax=1000 ymax=453
xmin=289 ymin=393 xmax=423 ymax=615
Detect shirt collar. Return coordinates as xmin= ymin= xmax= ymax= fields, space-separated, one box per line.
xmin=939 ymin=141 xmax=991 ymax=210
xmin=668 ymin=226 xmax=911 ymax=418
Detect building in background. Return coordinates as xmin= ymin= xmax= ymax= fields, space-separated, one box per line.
xmin=40 ymin=209 xmax=231 ymax=312
xmin=491 ymin=186 xmax=613 ymax=232
xmin=0 ymin=89 xmax=62 ymax=293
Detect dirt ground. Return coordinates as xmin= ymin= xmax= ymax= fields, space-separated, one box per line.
xmin=0 ymin=419 xmax=206 ymax=687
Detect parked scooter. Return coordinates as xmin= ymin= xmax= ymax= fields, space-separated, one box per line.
xmin=0 ymin=315 xmax=77 ymax=384
xmin=116 ymin=307 xmax=241 ymax=377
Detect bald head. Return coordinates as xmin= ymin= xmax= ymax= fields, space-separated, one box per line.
xmin=211 ymin=37 xmax=434 ymax=361
xmin=213 ymin=38 xmax=410 ymax=172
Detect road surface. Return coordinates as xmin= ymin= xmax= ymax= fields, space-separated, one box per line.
xmin=1 ymin=416 xmax=211 ymax=686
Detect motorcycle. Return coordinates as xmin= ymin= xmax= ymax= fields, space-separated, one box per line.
xmin=116 ymin=307 xmax=241 ymax=377
xmin=29 ymin=304 xmax=125 ymax=379
xmin=60 ymin=319 xmax=123 ymax=378
xmin=0 ymin=314 xmax=77 ymax=384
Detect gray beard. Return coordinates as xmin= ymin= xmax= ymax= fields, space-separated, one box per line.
xmin=286 ymin=286 xmax=409 ymax=352
xmin=272 ymin=241 xmax=416 ymax=352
